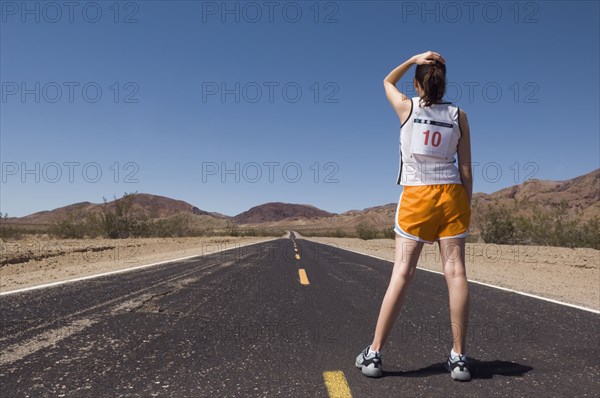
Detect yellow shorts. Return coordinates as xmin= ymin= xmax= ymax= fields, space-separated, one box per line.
xmin=394 ymin=184 xmax=471 ymax=244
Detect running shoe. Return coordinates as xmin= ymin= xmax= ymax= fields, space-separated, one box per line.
xmin=445 ymin=352 xmax=471 ymax=381
xmin=355 ymin=345 xmax=382 ymax=378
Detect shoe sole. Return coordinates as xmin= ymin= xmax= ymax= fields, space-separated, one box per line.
xmin=355 ymin=361 xmax=382 ymax=378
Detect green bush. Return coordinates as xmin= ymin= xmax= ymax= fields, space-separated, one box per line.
xmin=578 ymin=217 xmax=600 ymax=249
xmin=49 ymin=212 xmax=101 ymax=239
xmin=100 ymin=192 xmax=142 ymax=239
xmin=356 ymin=222 xmax=378 ymax=240
xmin=0 ymin=225 xmax=24 ymax=240
xmin=225 ymin=222 xmax=240 ymax=237
xmin=480 ymin=206 xmax=516 ymax=244
xmin=151 ymin=213 xmax=190 ymax=238
xmin=478 ymin=201 xmax=599 ymax=249
xmin=332 ymin=228 xmax=347 ymax=238
xmin=49 ymin=213 xmax=87 ymax=239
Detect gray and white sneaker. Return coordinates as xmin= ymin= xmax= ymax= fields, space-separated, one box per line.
xmin=444 ymin=353 xmax=471 ymax=381
xmin=355 ymin=345 xmax=382 ymax=377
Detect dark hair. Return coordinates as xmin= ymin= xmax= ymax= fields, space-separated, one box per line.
xmin=415 ymin=61 xmax=446 ymax=107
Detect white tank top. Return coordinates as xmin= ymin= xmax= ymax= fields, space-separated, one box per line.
xmin=396 ymin=97 xmax=463 ymax=186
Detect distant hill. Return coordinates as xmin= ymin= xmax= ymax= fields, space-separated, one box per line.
xmin=472 ymin=168 xmax=599 ymax=221
xmin=5 ymin=193 xmax=229 ymax=225
xmin=236 ymin=202 xmax=395 ymax=235
xmin=233 ymin=202 xmax=335 ymax=224
xmin=3 ymin=196 xmax=337 ymax=227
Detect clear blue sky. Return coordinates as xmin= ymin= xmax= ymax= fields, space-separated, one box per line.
xmin=1 ymin=1 xmax=599 ymax=217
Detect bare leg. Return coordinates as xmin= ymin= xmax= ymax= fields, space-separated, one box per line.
xmin=370 ymin=234 xmax=424 ymax=351
xmin=439 ymin=238 xmax=470 ymax=355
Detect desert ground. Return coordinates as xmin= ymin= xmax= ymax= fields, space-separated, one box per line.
xmin=1 ymin=233 xmax=598 ymax=311
xmin=0 ymin=236 xmax=277 ymax=292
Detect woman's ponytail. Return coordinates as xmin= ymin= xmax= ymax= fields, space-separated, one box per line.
xmin=415 ymin=61 xmax=446 ymax=107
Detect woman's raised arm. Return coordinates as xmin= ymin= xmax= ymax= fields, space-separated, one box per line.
xmin=384 ymin=51 xmax=445 ymax=121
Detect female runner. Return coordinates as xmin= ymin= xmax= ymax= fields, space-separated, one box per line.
xmin=355 ymin=51 xmax=473 ymax=382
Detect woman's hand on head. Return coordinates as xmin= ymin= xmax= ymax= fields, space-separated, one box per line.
xmin=412 ymin=51 xmax=445 ymax=65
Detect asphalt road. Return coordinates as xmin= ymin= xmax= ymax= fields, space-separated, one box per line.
xmin=1 ymin=233 xmax=598 ymax=397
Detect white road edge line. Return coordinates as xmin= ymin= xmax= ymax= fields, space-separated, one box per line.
xmin=0 ymin=238 xmax=281 ymax=297
xmin=305 ymin=239 xmax=600 ymax=315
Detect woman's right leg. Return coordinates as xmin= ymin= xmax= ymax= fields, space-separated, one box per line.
xmin=370 ymin=234 xmax=424 ymax=351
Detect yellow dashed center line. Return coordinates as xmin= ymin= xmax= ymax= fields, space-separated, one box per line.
xmin=323 ymin=371 xmax=352 ymax=398
xmin=298 ymin=269 xmax=309 ymax=285
xmin=292 ymin=236 xmax=350 ymax=397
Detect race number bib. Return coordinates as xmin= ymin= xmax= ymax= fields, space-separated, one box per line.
xmin=410 ymin=118 xmax=455 ymax=160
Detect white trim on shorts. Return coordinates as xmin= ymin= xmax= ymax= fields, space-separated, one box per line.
xmin=438 ymin=230 xmax=469 ymax=240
